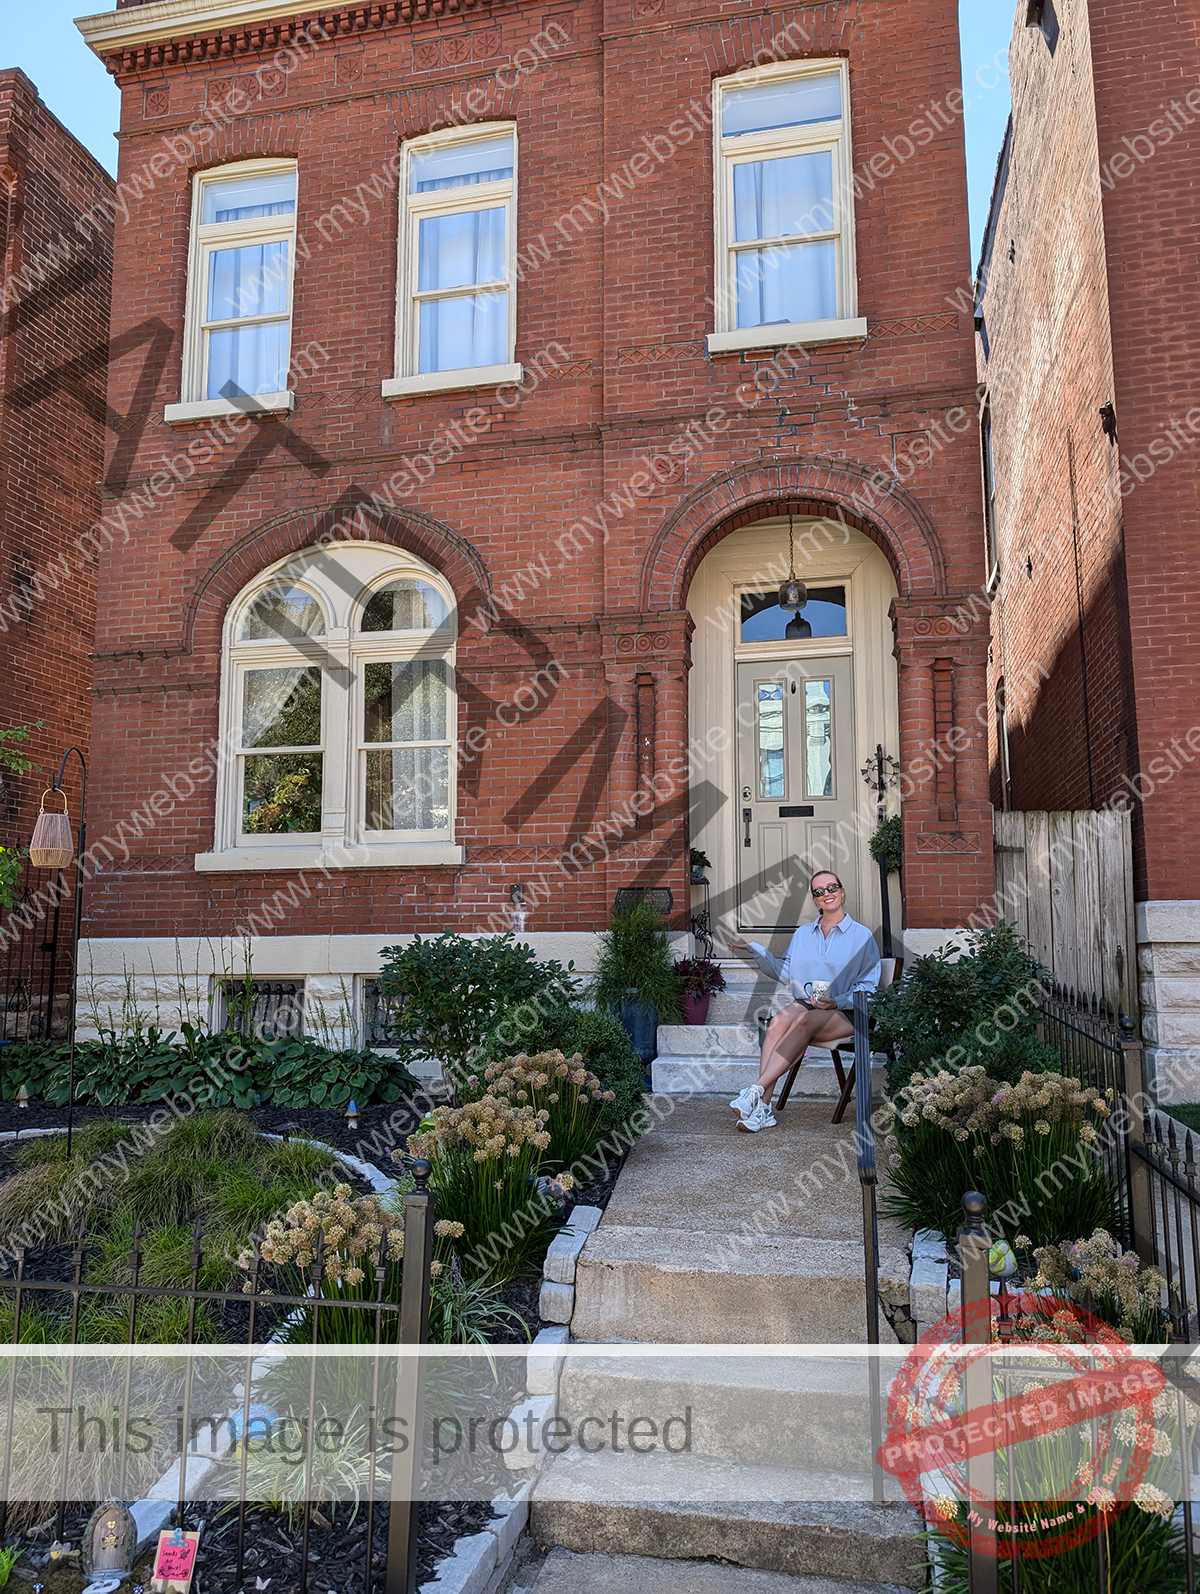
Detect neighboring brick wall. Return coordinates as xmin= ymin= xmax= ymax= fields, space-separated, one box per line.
xmin=1088 ymin=0 xmax=1200 ymax=903
xmin=979 ymin=0 xmax=1200 ymax=904
xmin=978 ymin=0 xmax=1136 ymax=821
xmin=82 ymin=0 xmax=996 ymax=942
xmin=0 ymin=70 xmax=113 ymax=845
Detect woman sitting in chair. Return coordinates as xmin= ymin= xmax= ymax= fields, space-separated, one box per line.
xmin=727 ymin=869 xmax=881 ymax=1133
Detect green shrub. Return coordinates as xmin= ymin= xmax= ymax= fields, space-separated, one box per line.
xmin=377 ymin=931 xmax=577 ymax=1089
xmin=873 ymin=921 xmax=1056 ymax=1093
xmin=593 ymin=899 xmax=682 ymax=1022
xmin=868 ymin=814 xmax=902 ymax=873
xmin=0 ymin=1029 xmax=416 ymax=1109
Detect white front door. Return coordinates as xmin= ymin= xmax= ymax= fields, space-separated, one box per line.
xmin=735 ymin=654 xmax=857 ymax=931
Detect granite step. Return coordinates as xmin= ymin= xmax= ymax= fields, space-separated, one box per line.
xmin=530 ymin=1452 xmax=923 ymax=1586
xmin=554 ymin=1352 xmax=883 ymax=1471
xmin=526 ymin=1549 xmax=916 ymax=1594
xmin=571 ymin=1224 xmax=905 ymax=1344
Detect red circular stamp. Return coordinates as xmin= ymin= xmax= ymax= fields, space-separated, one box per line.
xmin=877 ymin=1293 xmax=1167 ymax=1560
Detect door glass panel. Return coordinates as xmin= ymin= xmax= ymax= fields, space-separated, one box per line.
xmin=805 ymin=679 xmax=833 ymax=797
xmin=757 ymin=683 xmax=785 ymax=799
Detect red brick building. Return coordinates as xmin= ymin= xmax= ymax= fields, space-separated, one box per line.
xmin=977 ymin=0 xmax=1200 ymax=1097
xmin=73 ymin=0 xmax=993 ymax=1046
xmin=0 ymin=69 xmax=113 ymax=849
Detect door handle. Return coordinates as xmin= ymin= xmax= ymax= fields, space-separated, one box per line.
xmin=743 ymin=808 xmax=753 ymax=848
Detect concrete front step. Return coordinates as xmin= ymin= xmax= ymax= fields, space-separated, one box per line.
xmin=530 ymin=1454 xmax=924 ymax=1586
xmin=658 ymin=1021 xmax=762 ymax=1056
xmin=571 ymin=1224 xmax=906 ymax=1343
xmin=651 ymin=1055 xmax=885 ymax=1098
xmin=556 ymin=1353 xmax=881 ymax=1471
xmin=527 ymin=1547 xmax=916 ymax=1594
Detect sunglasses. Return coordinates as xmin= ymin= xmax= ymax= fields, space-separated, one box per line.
xmin=812 ymin=884 xmax=843 ymax=899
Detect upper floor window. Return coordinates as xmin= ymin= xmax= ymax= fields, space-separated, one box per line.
xmin=180 ymin=161 xmax=298 ymax=412
xmin=198 ymin=543 xmax=462 ymax=873
xmin=384 ymin=124 xmax=520 ymax=399
xmin=708 ymin=61 xmax=862 ymax=353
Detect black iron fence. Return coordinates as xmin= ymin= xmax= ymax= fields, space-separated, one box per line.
xmin=1041 ymin=984 xmax=1200 ymax=1342
xmin=0 ymin=846 xmax=73 ymax=1046
xmin=0 ymin=1162 xmax=443 ymax=1594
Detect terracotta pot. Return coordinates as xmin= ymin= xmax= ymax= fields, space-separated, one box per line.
xmin=681 ymin=991 xmax=711 ymax=1026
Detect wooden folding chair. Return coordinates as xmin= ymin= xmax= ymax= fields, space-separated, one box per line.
xmin=776 ymin=957 xmax=901 ymax=1122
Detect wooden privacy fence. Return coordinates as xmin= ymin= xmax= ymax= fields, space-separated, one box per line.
xmin=993 ymin=808 xmax=1137 ymax=1015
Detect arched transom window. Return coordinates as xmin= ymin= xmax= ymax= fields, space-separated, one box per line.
xmin=198 ymin=542 xmax=461 ymax=872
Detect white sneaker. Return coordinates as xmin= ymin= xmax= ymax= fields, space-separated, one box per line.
xmin=729 ymin=1083 xmax=762 ymax=1115
xmin=737 ymin=1100 xmax=777 ymax=1133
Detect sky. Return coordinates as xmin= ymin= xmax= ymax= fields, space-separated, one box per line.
xmin=9 ymin=1 xmax=1013 ymax=267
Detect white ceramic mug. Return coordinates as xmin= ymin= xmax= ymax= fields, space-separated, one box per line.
xmin=804 ymin=979 xmax=831 ymax=1004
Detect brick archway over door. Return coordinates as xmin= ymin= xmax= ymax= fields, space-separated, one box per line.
xmin=185 ymin=495 xmax=492 ymax=657
xmin=640 ymin=457 xmax=947 ymax=611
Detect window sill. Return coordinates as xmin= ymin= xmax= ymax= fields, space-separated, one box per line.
xmin=381 ymin=363 xmax=522 ymax=401
xmin=705 ymin=318 xmax=868 ymax=356
xmin=194 ymin=842 xmax=464 ymax=873
xmin=163 ymin=391 xmax=295 ymax=426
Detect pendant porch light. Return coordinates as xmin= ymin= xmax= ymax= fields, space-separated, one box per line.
xmin=29 ymin=788 xmax=75 ymax=870
xmin=778 ymin=514 xmax=812 ymax=637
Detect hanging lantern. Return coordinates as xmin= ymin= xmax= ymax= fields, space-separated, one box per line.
xmin=29 ymin=789 xmax=75 ymax=870
xmin=777 ymin=514 xmax=808 ymax=613
xmin=785 ymin=613 xmax=813 ymax=640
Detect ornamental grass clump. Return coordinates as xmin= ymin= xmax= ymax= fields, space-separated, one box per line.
xmin=1032 ymin=1229 xmax=1167 ymax=1343
xmin=403 ymin=1095 xmax=559 ymax=1280
xmin=239 ymin=1184 xmax=406 ymax=1343
xmin=882 ymin=1069 xmax=1120 ymax=1249
xmin=468 ymin=1050 xmax=615 ymax=1175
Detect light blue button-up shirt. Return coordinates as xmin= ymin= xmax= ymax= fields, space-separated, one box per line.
xmin=748 ymin=915 xmax=881 ymax=1009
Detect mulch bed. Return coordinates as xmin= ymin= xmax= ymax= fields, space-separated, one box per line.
xmin=8 ymin=1498 xmax=502 ymax=1594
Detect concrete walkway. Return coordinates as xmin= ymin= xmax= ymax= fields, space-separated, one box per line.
xmin=571 ymin=1097 xmax=909 ymax=1344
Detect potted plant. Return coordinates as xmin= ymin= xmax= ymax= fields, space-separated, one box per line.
xmin=672 ymin=956 xmax=726 ymax=1025
xmin=593 ymin=899 xmax=681 ymax=1066
xmin=689 ymin=847 xmax=711 ymax=884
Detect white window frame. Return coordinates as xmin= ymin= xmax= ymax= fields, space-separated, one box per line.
xmin=382 ymin=121 xmax=523 ymax=401
xmin=197 ymin=542 xmax=463 ymax=872
xmin=166 ymin=157 xmax=299 ymax=425
xmin=707 ymin=59 xmax=866 ymax=355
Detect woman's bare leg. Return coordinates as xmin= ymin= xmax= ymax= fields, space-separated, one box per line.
xmin=758 ymin=1006 xmax=855 ymax=1104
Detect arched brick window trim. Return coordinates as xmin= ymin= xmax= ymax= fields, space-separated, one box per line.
xmin=640 ymin=458 xmax=947 ymax=612
xmin=185 ymin=496 xmax=492 ymax=656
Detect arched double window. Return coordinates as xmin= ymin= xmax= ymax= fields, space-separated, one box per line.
xmin=198 ymin=542 xmax=461 ymax=871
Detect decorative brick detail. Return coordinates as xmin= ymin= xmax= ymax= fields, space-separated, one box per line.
xmin=642 ymin=458 xmax=947 ymax=611
xmin=634 ymin=0 xmax=665 ymax=14
xmin=474 ymin=28 xmax=503 ymax=59
xmin=413 ymin=39 xmax=441 ymax=71
xmin=336 ymin=53 xmax=364 ymax=84
xmin=143 ymin=84 xmax=170 ymax=117
xmin=443 ymin=35 xmax=472 ymax=66
xmin=618 ymin=341 xmax=703 ymax=366
xmin=915 ymin=832 xmax=984 ymax=854
xmin=869 ymin=313 xmax=959 ymax=338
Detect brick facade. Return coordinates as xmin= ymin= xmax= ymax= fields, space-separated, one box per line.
xmin=978 ymin=0 xmax=1200 ymax=1094
xmin=78 ymin=0 xmax=994 ymax=954
xmin=0 ymin=70 xmax=113 ymax=845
